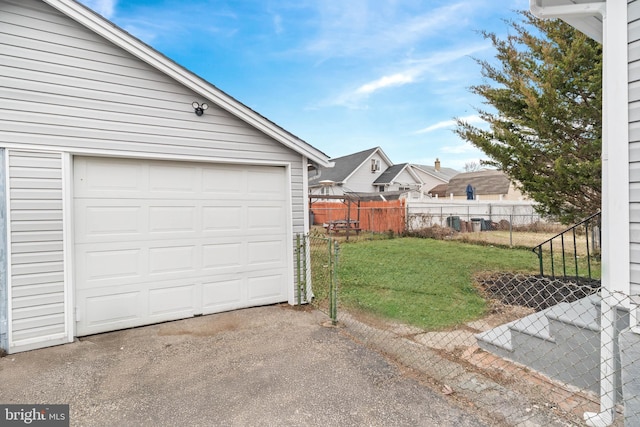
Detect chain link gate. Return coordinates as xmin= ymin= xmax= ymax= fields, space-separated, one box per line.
xmin=295 ymin=233 xmax=339 ymax=325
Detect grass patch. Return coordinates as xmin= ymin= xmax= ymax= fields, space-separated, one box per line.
xmin=337 ymin=237 xmax=542 ymax=330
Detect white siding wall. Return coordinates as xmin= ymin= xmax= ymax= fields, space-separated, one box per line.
xmin=386 ymin=169 xmax=419 ymax=192
xmin=346 ymin=152 xmax=391 ymax=192
xmin=412 ymin=168 xmax=448 ymax=193
xmin=0 ymin=0 xmax=308 ymax=350
xmin=0 ymin=0 xmax=304 ymax=233
xmin=630 ymin=0 xmax=640 ymax=296
xmin=7 ymin=150 xmax=67 ymax=352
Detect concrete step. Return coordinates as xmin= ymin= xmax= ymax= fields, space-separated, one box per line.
xmin=510 ymin=310 xmax=555 ymax=341
xmin=475 ymin=323 xmax=513 ymax=356
xmin=476 ymin=295 xmax=605 ymax=396
xmin=546 ymin=294 xmax=600 ymax=332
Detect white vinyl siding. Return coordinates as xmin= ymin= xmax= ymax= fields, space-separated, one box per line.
xmin=629 ymin=0 xmax=640 ymax=295
xmin=411 ymin=168 xmax=449 ymax=194
xmin=0 ymin=0 xmax=304 ymax=219
xmin=7 ymin=150 xmax=67 ymax=352
xmin=0 ymin=0 xmax=310 ymax=351
xmin=387 ymin=169 xmax=419 ymax=192
xmin=347 ymin=153 xmax=392 ymax=193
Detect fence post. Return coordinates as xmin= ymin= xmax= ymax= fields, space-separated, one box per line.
xmin=296 ymin=234 xmax=302 ymax=305
xmin=329 ymin=240 xmax=339 ymax=325
xmin=301 ymin=233 xmax=308 ymax=303
xmin=509 ymin=213 xmax=513 ymax=247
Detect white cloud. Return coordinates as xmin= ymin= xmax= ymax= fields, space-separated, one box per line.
xmin=79 ymin=0 xmax=117 ymax=19
xmin=355 ymin=73 xmax=415 ymax=95
xmin=326 ymin=43 xmax=490 ymax=109
xmin=273 ymin=14 xmax=284 ymax=35
xmin=415 ymin=114 xmax=484 ymax=134
xmin=304 ymin=1 xmax=476 ymax=59
xmin=441 ymin=141 xmax=480 ymax=154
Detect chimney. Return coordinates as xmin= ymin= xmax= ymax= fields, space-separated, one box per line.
xmin=435 ymin=158 xmax=441 ymax=172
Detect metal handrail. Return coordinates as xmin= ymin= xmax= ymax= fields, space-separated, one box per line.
xmin=532 ymin=212 xmax=601 ymax=280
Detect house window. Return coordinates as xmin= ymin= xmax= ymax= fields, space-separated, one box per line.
xmin=379 ymin=186 xmax=385 ymax=192
xmin=399 ymin=185 xmax=410 ymax=191
xmin=371 ymin=159 xmax=380 ymax=172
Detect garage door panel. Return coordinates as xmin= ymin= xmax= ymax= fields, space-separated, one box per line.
xmin=202 ymin=242 xmax=243 ymax=270
xmin=149 ymin=284 xmax=198 ymax=317
xmin=76 ymin=243 xmax=146 ymax=287
xmin=202 ymin=167 xmax=244 ymax=194
xmin=148 ymin=245 xmax=197 ymax=275
xmin=76 ymin=158 xmax=145 ymax=197
xmin=82 ymin=248 xmax=143 ymax=282
xmin=247 ymin=168 xmax=287 ymax=197
xmin=247 ymin=273 xmax=286 ymax=302
xmin=247 ymin=240 xmax=286 ymax=266
xmin=81 ymin=290 xmax=142 ymax=330
xmin=149 ymin=206 xmax=197 ymax=234
xmin=247 ymin=205 xmax=286 ymax=231
xmin=202 ymin=278 xmax=244 ymax=313
xmin=75 ymin=202 xmax=143 ymax=241
xmin=75 ymin=157 xmax=290 ymax=336
xmin=202 ymin=206 xmax=243 ymax=231
xmin=148 ymin=164 xmax=198 ymax=195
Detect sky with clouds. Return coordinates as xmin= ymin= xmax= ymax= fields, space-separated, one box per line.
xmin=78 ymin=0 xmax=529 ymax=171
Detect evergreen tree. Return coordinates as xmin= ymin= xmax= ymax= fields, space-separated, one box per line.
xmin=456 ymin=12 xmax=602 ymax=224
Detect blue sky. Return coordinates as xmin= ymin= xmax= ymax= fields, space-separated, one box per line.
xmin=79 ymin=0 xmax=529 ymax=171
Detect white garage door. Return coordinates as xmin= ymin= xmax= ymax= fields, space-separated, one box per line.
xmin=74 ymin=157 xmax=290 ymax=336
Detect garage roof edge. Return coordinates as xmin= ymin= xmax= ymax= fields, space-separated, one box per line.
xmin=40 ymin=0 xmax=332 ymax=168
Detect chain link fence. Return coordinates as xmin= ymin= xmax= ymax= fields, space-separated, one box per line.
xmin=407 ymin=201 xmax=544 ymax=231
xmin=305 ymin=234 xmax=640 ymax=426
xmin=297 ymin=233 xmax=338 ymax=324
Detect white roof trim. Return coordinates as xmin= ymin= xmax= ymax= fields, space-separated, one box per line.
xmin=530 ymin=0 xmax=604 ymax=42
xmin=41 ymin=0 xmax=332 ymax=167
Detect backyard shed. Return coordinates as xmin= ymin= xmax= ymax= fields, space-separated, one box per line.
xmin=0 ymin=0 xmax=330 ymax=353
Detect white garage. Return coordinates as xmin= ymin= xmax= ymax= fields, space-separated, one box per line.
xmin=73 ymin=157 xmax=290 ymax=336
xmin=0 ymin=0 xmax=331 ymax=354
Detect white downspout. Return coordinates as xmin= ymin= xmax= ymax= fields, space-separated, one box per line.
xmin=530 ymin=2 xmax=629 ymax=426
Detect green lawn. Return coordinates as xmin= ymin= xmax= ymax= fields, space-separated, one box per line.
xmin=337 ymin=237 xmax=542 ymax=330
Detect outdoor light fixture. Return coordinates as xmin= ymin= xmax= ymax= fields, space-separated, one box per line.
xmin=192 ymin=101 xmax=209 ymax=116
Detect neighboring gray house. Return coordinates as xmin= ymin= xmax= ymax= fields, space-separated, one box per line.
xmin=309 ymin=147 xmax=457 ymax=197
xmin=373 ymin=163 xmax=423 ymax=192
xmin=309 ymin=147 xmax=394 ymax=196
xmin=0 ymin=0 xmax=331 ymax=354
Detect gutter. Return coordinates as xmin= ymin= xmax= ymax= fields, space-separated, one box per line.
xmin=530 ymin=2 xmax=616 ymax=426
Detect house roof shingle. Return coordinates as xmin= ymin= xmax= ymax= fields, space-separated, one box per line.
xmin=445 ymin=170 xmax=513 ymax=196
xmin=373 ymin=163 xmax=409 ymax=184
xmin=428 ymin=183 xmax=448 ymax=197
xmin=413 ymin=164 xmax=459 ymax=181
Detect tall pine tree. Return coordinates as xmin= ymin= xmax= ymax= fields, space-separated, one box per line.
xmin=456 ymin=12 xmax=602 ymax=224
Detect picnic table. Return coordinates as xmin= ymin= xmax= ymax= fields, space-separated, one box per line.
xmin=324 ymin=219 xmax=361 ymax=234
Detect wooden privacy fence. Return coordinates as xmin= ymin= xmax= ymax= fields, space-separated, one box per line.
xmin=310 ymin=199 xmax=405 ymax=234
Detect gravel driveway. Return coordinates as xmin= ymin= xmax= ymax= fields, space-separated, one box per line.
xmin=0 ymin=305 xmax=489 ymax=426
